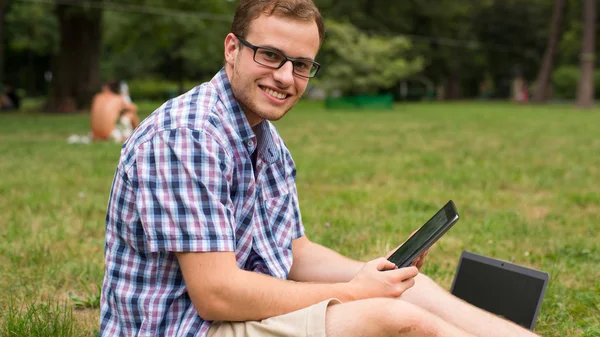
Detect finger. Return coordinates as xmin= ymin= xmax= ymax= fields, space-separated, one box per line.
xmin=374 ymin=257 xmax=397 ymax=271
xmin=400 ymin=277 xmax=416 ymax=291
xmin=391 ymin=277 xmax=416 ymax=297
xmin=403 ymin=266 xmax=419 ymax=278
xmin=389 ymin=266 xmax=419 ymax=281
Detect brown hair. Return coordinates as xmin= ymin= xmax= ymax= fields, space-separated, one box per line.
xmin=105 ymin=80 xmax=120 ymax=94
xmin=231 ymin=0 xmax=325 ymax=46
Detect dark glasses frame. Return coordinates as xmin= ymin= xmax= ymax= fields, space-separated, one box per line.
xmin=235 ymin=35 xmax=321 ymax=78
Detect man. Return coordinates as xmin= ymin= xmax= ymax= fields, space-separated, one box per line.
xmin=90 ymin=80 xmax=140 ymax=142
xmin=100 ymin=1 xmax=543 ymax=336
xmin=0 ymin=83 xmax=20 ymax=111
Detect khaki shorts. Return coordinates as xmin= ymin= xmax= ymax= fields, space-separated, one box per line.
xmin=207 ymin=298 xmax=341 ymax=337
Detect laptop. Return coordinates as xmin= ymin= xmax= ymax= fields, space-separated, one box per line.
xmin=450 ymin=251 xmax=549 ymax=331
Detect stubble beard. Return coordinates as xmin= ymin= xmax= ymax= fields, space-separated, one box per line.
xmin=230 ymin=65 xmax=264 ymax=124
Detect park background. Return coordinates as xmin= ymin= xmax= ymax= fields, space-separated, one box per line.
xmin=0 ymin=0 xmax=599 ymax=336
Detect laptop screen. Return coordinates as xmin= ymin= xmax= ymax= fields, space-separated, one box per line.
xmin=450 ymin=252 xmax=548 ymax=330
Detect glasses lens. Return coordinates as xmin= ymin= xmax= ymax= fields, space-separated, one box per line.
xmin=253 ymin=46 xmax=319 ymax=78
xmin=254 ymin=48 xmax=285 ymax=68
xmin=292 ymin=60 xmax=318 ymax=77
xmin=309 ymin=64 xmax=319 ymax=77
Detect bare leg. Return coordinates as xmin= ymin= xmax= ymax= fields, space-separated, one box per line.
xmin=326 ymin=298 xmax=477 ymax=337
xmin=399 ymin=273 xmax=541 ymax=337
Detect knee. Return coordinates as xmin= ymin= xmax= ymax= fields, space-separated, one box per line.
xmin=409 ymin=272 xmax=443 ymax=294
xmin=374 ymin=299 xmax=440 ymax=336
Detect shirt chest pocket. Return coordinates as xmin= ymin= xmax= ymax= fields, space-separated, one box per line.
xmin=262 ymin=192 xmax=294 ymax=249
xmin=260 ymin=162 xmax=289 ymax=199
xmin=257 ymin=164 xmax=294 ymax=249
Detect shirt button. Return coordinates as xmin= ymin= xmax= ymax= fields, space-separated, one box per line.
xmin=247 ymin=140 xmax=254 ymax=148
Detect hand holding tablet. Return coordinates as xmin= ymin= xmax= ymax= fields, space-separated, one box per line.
xmin=387 ymin=200 xmax=460 ymax=268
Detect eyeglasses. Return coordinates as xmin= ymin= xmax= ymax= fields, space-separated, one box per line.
xmin=235 ymin=35 xmax=321 ymax=78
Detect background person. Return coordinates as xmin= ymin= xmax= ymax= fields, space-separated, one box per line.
xmin=90 ymin=80 xmax=140 ymax=142
xmin=0 ymin=83 xmax=21 ymax=111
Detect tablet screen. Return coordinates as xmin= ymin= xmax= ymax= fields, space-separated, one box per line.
xmin=388 ymin=201 xmax=458 ymax=267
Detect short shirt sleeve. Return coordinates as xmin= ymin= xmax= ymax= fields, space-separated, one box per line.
xmin=134 ymin=127 xmax=235 ymax=253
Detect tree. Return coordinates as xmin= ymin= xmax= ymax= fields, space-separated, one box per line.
xmin=317 ymin=0 xmax=554 ymax=100
xmin=5 ymin=2 xmax=58 ymax=96
xmin=0 ymin=0 xmax=5 ymax=85
xmin=473 ymin=0 xmax=552 ymax=99
xmin=101 ymin=0 xmax=235 ymax=93
xmin=316 ymin=0 xmax=478 ymax=99
xmin=576 ymin=0 xmax=596 ymax=108
xmin=313 ymin=20 xmax=423 ymax=96
xmin=532 ymin=0 xmax=567 ymax=103
xmin=46 ymin=3 xmax=103 ymax=112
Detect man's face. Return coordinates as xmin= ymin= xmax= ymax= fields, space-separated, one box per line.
xmin=224 ymin=15 xmax=320 ymax=126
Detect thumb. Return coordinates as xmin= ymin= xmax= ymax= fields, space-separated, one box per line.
xmin=374 ymin=257 xmax=398 ymax=271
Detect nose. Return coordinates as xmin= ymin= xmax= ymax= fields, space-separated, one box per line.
xmin=272 ymin=60 xmax=295 ymax=87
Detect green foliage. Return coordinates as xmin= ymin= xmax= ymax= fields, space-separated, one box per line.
xmin=314 ymin=20 xmax=423 ymax=96
xmin=127 ymin=79 xmax=202 ymax=100
xmin=552 ymin=66 xmax=600 ymax=99
xmin=3 ymin=0 xmax=594 ymax=100
xmin=1 ymin=299 xmax=75 ymax=337
xmin=101 ymin=0 xmax=235 ymax=81
xmin=127 ymin=79 xmax=179 ymax=101
xmin=317 ymin=0 xmax=555 ymax=98
xmin=5 ymin=2 xmax=59 ymax=55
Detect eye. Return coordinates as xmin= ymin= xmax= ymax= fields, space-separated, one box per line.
xmin=294 ymin=62 xmax=308 ymax=69
xmin=263 ymin=51 xmax=279 ymax=60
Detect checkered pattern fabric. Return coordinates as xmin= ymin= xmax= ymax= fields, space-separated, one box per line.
xmin=100 ymin=68 xmax=304 ymax=336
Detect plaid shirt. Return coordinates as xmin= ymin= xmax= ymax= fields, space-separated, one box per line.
xmin=100 ymin=68 xmax=305 ymax=336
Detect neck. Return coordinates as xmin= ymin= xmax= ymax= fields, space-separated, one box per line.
xmin=224 ymin=65 xmax=264 ymax=127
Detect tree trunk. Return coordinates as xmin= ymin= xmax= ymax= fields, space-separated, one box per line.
xmin=576 ymin=0 xmax=596 ymax=108
xmin=532 ymin=0 xmax=566 ymax=103
xmin=46 ymin=3 xmax=102 ymax=113
xmin=0 ymin=0 xmax=5 ymax=85
xmin=444 ymin=71 xmax=462 ymax=100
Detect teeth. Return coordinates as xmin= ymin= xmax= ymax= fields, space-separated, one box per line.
xmin=263 ymin=87 xmax=287 ymax=99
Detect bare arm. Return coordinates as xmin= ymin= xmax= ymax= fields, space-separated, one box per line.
xmin=177 ymin=251 xmax=418 ymax=322
xmin=288 ymin=235 xmax=365 ymax=283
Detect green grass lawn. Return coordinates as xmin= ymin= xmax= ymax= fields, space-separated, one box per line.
xmin=0 ymin=100 xmax=599 ymax=336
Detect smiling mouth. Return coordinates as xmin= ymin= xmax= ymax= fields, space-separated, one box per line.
xmin=260 ymin=86 xmax=289 ymax=100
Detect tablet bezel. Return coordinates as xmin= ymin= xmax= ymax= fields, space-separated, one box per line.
xmin=387 ymin=200 xmax=460 ymax=268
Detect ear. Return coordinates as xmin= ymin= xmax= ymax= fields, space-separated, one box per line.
xmin=224 ymin=33 xmax=239 ymax=67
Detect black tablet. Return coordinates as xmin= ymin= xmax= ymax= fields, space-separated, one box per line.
xmin=388 ymin=200 xmax=460 ymax=268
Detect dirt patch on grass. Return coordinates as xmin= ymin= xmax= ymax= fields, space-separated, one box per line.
xmin=524 ymin=206 xmax=550 ymax=221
